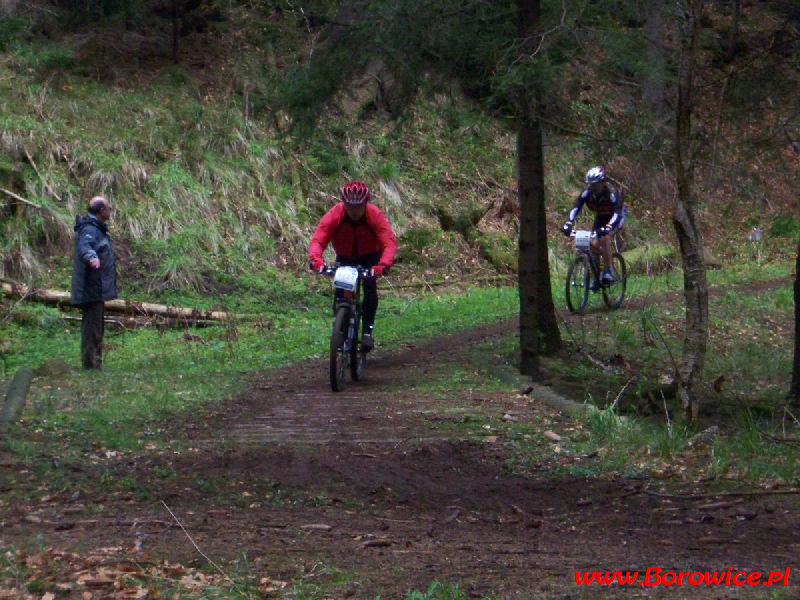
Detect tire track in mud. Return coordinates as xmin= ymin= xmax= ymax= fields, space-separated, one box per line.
xmin=228 ymin=389 xmax=476 ymax=445
xmin=219 ymin=277 xmax=788 ymax=446
xmin=222 ymin=319 xmax=521 ymax=445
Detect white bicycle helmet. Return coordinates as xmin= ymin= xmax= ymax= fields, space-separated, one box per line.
xmin=585 ymin=166 xmax=606 ymax=185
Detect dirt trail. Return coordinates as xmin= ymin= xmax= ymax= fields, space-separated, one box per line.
xmin=187 ymin=313 xmax=798 ymax=599
xmin=2 ymin=282 xmax=799 ymax=599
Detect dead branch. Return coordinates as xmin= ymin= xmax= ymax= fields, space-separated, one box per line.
xmin=24 ymin=147 xmax=62 ymax=203
xmin=0 ymin=187 xmax=43 ymax=210
xmin=643 ymin=488 xmax=800 ymax=500
xmin=761 ymin=431 xmax=800 ymax=446
xmin=161 ymin=501 xmax=232 ymax=583
xmin=608 ymin=376 xmax=637 ymax=412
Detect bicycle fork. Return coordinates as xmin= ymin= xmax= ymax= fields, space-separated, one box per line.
xmin=337 ymin=302 xmax=358 ymax=351
xmin=345 ymin=309 xmax=356 ymax=351
xmin=581 ymin=252 xmax=597 ymax=286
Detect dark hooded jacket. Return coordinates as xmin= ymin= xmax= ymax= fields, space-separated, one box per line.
xmin=71 ymin=215 xmax=118 ymax=305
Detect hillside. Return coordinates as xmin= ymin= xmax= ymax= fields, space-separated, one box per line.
xmin=0 ymin=1 xmax=798 ymax=311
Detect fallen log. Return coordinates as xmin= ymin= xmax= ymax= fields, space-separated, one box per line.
xmin=1 ymin=279 xmax=255 ymax=322
xmin=622 ymin=243 xmax=677 ymax=275
xmin=622 ymin=244 xmax=721 ymax=275
xmin=61 ymin=314 xmax=219 ymax=329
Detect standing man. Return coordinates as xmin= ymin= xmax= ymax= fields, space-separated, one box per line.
xmin=71 ymin=196 xmax=118 ymax=370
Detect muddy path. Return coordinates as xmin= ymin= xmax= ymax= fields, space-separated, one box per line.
xmin=2 ymin=279 xmax=799 ymax=599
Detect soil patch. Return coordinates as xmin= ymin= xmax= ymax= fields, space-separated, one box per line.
xmin=2 ymin=287 xmax=799 ymax=599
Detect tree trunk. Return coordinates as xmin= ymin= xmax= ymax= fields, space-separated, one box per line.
xmin=673 ymin=0 xmax=709 ymax=421
xmin=517 ymin=0 xmax=561 ymax=378
xmin=791 ymin=238 xmax=800 ymax=402
xmin=725 ymin=0 xmax=741 ymax=63
xmin=672 ymin=202 xmax=709 ymax=418
xmin=172 ymin=0 xmax=180 ymax=63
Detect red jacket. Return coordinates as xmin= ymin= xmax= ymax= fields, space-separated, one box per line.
xmin=309 ymin=203 xmax=397 ymax=268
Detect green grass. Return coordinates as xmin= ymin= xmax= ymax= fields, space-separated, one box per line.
xmin=3 ymin=250 xmax=796 ymax=493
xmin=0 ymin=24 xmax=517 ymax=295
xmin=0 ymin=285 xmax=518 ymax=456
xmin=404 ymin=580 xmax=497 ymax=600
xmin=502 ymin=396 xmax=800 ymax=485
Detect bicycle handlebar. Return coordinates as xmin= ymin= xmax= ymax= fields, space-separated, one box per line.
xmin=319 ymin=264 xmax=374 ymax=279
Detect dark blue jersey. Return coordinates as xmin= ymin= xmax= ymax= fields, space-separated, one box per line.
xmin=567 ymin=183 xmax=624 ymax=231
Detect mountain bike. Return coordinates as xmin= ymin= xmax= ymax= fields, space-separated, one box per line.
xmin=321 ymin=264 xmax=372 ymax=392
xmin=565 ymin=229 xmax=627 ymax=315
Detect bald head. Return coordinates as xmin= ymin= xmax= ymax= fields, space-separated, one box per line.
xmin=88 ymin=196 xmax=112 ymax=222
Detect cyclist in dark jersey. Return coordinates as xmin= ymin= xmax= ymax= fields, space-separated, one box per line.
xmin=562 ymin=166 xmax=626 ymax=288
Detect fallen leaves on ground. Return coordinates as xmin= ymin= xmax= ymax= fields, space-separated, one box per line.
xmin=0 ymin=546 xmax=282 ymax=598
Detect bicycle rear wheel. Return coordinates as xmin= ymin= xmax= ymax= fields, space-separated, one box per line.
xmin=330 ymin=306 xmax=349 ymax=392
xmin=602 ymin=252 xmax=628 ymax=309
xmin=566 ymin=255 xmax=590 ymax=314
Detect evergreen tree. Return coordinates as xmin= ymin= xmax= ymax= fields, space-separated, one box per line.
xmin=517 ymin=0 xmax=561 ymax=376
xmin=42 ymin=0 xmax=225 ymax=63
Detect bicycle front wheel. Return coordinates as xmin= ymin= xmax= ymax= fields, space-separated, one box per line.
xmin=602 ymin=252 xmax=628 ymax=309
xmin=330 ymin=306 xmax=349 ymax=392
xmin=566 ymin=254 xmax=590 ymax=315
xmin=349 ymin=316 xmax=365 ymax=381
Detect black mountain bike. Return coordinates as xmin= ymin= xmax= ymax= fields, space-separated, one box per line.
xmin=565 ymin=229 xmax=627 ymax=315
xmin=322 ymin=264 xmax=372 ymax=392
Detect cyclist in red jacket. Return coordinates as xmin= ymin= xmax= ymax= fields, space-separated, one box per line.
xmin=309 ymin=181 xmax=397 ymax=351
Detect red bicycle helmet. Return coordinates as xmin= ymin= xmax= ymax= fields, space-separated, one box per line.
xmin=341 ymin=180 xmax=370 ymax=205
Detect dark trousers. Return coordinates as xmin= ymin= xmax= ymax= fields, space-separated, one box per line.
xmin=81 ymin=301 xmax=104 ymax=369
xmin=336 ymin=253 xmax=380 ymax=330
xmin=360 ymin=277 xmax=378 ymax=330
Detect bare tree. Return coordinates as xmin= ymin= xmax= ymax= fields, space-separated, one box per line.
xmin=672 ymin=0 xmax=709 ymax=421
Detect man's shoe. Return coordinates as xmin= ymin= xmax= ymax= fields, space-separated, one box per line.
xmin=601 ymin=269 xmax=615 ymax=285
xmin=361 ymin=333 xmax=374 ymax=352
xmin=589 ymin=279 xmax=600 ymax=292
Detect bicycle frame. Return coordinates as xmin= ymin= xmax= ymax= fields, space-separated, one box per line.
xmin=323 ymin=264 xmax=371 ymax=392
xmin=332 ymin=265 xmax=363 ymax=349
xmin=573 ymin=229 xmax=604 ymax=277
